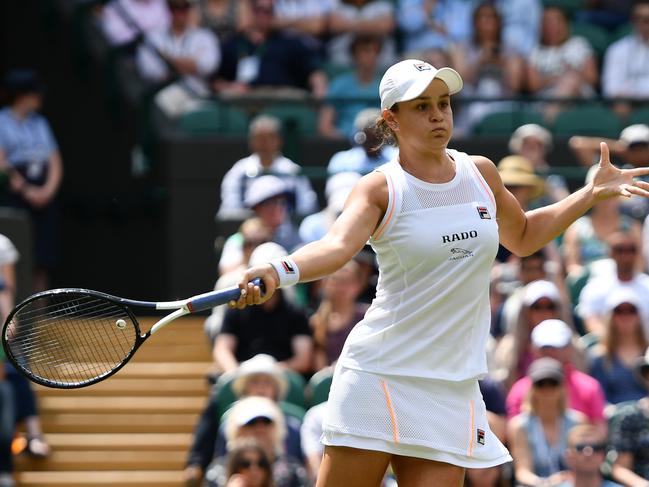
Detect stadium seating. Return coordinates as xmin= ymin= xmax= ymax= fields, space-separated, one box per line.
xmin=178 ymin=102 xmax=249 ymax=135
xmin=472 ymin=109 xmax=546 ymax=136
xmin=305 ymin=367 xmax=334 ymax=408
xmin=551 ymin=104 xmax=622 ymax=138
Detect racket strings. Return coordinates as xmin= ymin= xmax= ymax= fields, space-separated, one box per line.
xmin=5 ymin=293 xmax=138 ymax=387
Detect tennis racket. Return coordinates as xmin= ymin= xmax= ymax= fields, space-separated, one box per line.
xmin=2 ymin=279 xmax=263 ymax=389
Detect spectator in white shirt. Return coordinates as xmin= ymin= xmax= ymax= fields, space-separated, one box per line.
xmin=602 ymin=0 xmax=649 ymax=117
xmin=217 ymin=114 xmax=318 ymax=221
xmin=100 ymin=0 xmax=171 ymax=46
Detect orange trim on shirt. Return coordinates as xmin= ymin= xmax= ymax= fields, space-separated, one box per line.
xmin=381 ymin=380 xmax=400 ymax=444
xmin=373 ymin=173 xmax=395 ymax=240
xmin=469 ymin=161 xmax=496 ymax=209
xmin=467 ymin=400 xmax=475 ymax=457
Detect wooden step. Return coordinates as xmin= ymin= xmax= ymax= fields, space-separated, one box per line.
xmin=120 ymin=344 xmax=212 ymax=362
xmin=35 ymin=378 xmax=209 ymax=397
xmin=15 ymin=450 xmax=186 ymax=471
xmin=118 ymin=362 xmax=212 ymax=378
xmin=43 ymin=433 xmax=192 ymax=450
xmin=40 ymin=413 xmax=198 ymax=433
xmin=16 ymin=470 xmax=185 ymax=487
xmin=39 ymin=396 xmax=205 ymax=414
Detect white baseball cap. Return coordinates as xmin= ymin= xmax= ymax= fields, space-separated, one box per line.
xmin=244 ymin=175 xmax=289 ymax=209
xmin=379 ymin=59 xmax=463 ymax=110
xmin=531 ymin=319 xmax=573 ymax=349
xmin=523 ymin=279 xmax=561 ymax=306
xmin=620 ymin=124 xmax=649 ymax=147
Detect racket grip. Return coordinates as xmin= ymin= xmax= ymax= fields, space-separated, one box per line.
xmin=187 ymin=278 xmax=266 ymax=313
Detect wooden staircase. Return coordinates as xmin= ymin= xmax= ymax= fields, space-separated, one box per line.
xmin=14 ymin=317 xmax=213 ymax=487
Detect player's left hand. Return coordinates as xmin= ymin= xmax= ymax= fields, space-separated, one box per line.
xmin=591 ymin=142 xmax=649 ymax=201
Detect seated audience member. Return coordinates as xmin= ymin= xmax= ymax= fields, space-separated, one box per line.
xmin=317 ymin=34 xmax=383 ymax=140
xmin=506 ymin=319 xmax=606 ymax=435
xmin=609 ymin=347 xmax=649 ymax=486
xmin=204 ymin=397 xmax=308 ymax=487
xmin=213 ymin=0 xmax=327 ymax=98
xmin=601 ymin=0 xmax=649 ymax=117
xmin=272 ymin=0 xmax=332 ymax=50
xmin=309 ymin=260 xmax=368 ymax=370
xmin=206 ymin=219 xmax=272 ymax=339
xmin=588 ymin=287 xmax=648 ymax=407
xmin=508 ymin=357 xmax=587 ymax=487
xmin=185 ymin=354 xmax=304 ymax=486
xmin=100 ymin=0 xmax=171 ymax=47
xmin=0 ymin=70 xmax=63 ymax=293
xmin=577 ymin=230 xmax=649 ymax=339
xmin=450 ymin=2 xmax=525 ymax=134
xmin=199 ymin=0 xmax=251 ymax=41
xmin=561 ymin=167 xmax=642 ymax=283
xmin=213 ymin=243 xmax=313 ymax=375
xmin=494 ymin=0 xmax=542 ymax=57
xmin=0 ymin=234 xmax=18 ymax=324
xmin=218 ymin=176 xmax=302 ymax=275
xmin=298 ymin=171 xmax=360 ymax=244
xmin=217 ymin=114 xmax=318 ymax=221
xmin=299 ymin=400 xmax=327 ymax=482
xmin=526 ymin=5 xmax=599 ymax=122
xmin=508 ymin=124 xmax=569 ymax=205
xmin=570 ymin=124 xmax=649 ymax=222
xmin=222 ymin=438 xmax=275 ymax=487
xmin=326 ymin=108 xmax=398 ymax=176
xmin=496 ymin=155 xmax=545 ymax=212
xmin=396 ymin=0 xmax=475 ymax=53
xmin=494 ymin=279 xmax=575 ymax=388
xmin=561 ymin=424 xmax=622 ymax=487
xmin=327 ymin=0 xmax=396 ymax=69
xmin=136 ymin=0 xmax=220 ymax=115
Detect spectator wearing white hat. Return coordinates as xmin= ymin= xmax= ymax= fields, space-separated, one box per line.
xmin=609 ymin=346 xmax=649 ymax=486
xmin=298 ymin=171 xmax=361 ymax=244
xmin=217 ymin=114 xmax=318 ymax=221
xmin=577 ymin=230 xmax=649 ymax=339
xmin=506 ymin=319 xmax=607 ymax=437
xmin=218 ymin=175 xmax=303 ymax=275
xmin=588 ymin=287 xmax=649 ymax=406
xmin=325 ymin=107 xmax=398 ymax=176
xmin=203 ymin=396 xmax=308 ymax=487
xmin=184 ymin=354 xmax=305 ymax=486
xmin=494 ymin=279 xmax=575 ymax=388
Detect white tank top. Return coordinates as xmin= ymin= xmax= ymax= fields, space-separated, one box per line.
xmin=338 ymin=149 xmax=499 ymax=381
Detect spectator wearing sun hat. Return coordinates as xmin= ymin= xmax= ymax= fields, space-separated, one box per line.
xmin=218 ymin=175 xmax=303 ymax=275
xmin=506 ymin=319 xmax=607 ymax=435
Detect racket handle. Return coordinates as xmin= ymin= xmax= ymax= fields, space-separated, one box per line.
xmin=187 ymin=278 xmax=265 ymax=313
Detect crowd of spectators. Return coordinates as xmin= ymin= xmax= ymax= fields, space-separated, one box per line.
xmin=93 ymin=0 xmax=649 ymax=136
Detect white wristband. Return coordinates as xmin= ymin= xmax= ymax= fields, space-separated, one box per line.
xmin=269 ymin=258 xmax=300 ymax=288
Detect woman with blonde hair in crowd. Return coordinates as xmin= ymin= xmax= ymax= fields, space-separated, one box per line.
xmin=508 ymin=357 xmax=586 ymax=487
xmin=588 ymin=288 xmax=649 ymax=406
xmin=309 ymin=260 xmax=368 ymax=371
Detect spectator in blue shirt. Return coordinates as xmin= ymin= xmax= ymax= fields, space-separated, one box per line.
xmin=0 ymin=70 xmax=63 ymax=292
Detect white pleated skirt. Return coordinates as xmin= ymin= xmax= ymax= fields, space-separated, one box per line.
xmin=321 ymin=364 xmax=512 ymax=468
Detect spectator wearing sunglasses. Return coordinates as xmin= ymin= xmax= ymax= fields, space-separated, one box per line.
xmin=588 ymin=288 xmax=649 ymax=406
xmin=609 ymin=347 xmax=649 ymax=486
xmin=577 ymin=231 xmax=649 ymax=340
xmin=508 ymin=357 xmax=587 ymax=487
xmin=561 ymin=424 xmax=622 ymax=487
xmin=204 ymin=396 xmax=308 ymax=487
xmin=506 ymin=319 xmax=606 ymax=438
xmin=224 ymin=438 xmax=274 ymax=487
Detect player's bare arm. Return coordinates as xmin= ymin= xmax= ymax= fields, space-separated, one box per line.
xmin=473 ymin=142 xmax=649 ymax=257
xmin=233 ymin=171 xmax=388 ymax=307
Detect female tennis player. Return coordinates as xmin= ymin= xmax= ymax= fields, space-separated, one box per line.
xmin=231 ymin=59 xmax=649 ymax=487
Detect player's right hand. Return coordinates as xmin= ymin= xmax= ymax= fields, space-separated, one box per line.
xmin=229 ymin=264 xmax=279 ymax=309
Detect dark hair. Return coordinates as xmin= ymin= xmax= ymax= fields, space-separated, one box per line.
xmin=2 ymin=69 xmax=44 ymax=105
xmin=226 ymin=438 xmax=275 ymax=487
xmin=349 ymin=33 xmax=383 ymax=57
xmin=374 ymin=105 xmax=398 ymax=150
xmin=472 ymin=2 xmax=503 ymax=46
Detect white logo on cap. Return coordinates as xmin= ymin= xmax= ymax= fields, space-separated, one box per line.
xmin=414 ymin=62 xmax=432 ymax=71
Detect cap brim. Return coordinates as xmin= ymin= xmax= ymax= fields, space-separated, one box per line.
xmin=392 ymin=67 xmax=463 ymax=108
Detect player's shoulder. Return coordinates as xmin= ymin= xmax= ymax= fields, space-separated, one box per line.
xmin=468 ymin=154 xmax=501 ymax=191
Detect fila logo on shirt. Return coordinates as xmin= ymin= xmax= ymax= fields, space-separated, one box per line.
xmin=477 ymin=429 xmax=486 ymax=445
xmin=477 ymin=206 xmax=491 ymax=219
xmin=441 ymin=230 xmax=478 ymax=244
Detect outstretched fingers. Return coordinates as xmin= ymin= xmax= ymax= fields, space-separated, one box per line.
xmin=599 ymin=141 xmax=611 ymax=166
